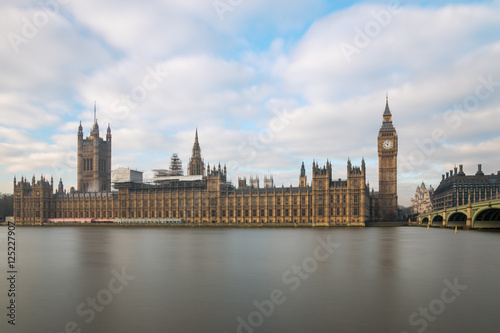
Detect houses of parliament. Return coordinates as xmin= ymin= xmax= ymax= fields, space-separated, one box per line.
xmin=13 ymin=98 xmax=399 ymax=226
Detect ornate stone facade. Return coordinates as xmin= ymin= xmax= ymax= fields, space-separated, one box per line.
xmin=14 ymin=159 xmax=370 ymax=226
xmin=13 ymin=98 xmax=397 ymax=225
xmin=410 ymin=182 xmax=434 ymax=215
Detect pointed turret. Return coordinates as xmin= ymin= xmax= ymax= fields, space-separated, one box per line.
xmin=90 ymin=101 xmax=99 ymax=137
xmin=58 ymin=178 xmax=64 ymax=193
xmin=383 ymin=93 xmax=392 ymax=117
xmin=299 ymin=162 xmax=307 ymax=187
xmin=194 ymin=128 xmax=200 ymax=148
xmin=381 ymin=94 xmax=394 ymax=130
xmin=91 ymin=122 xmax=99 ymax=137
xmin=188 ymin=128 xmax=204 ymax=176
xmin=106 ymin=123 xmax=111 ymax=141
xmin=78 ymin=121 xmax=83 ymax=140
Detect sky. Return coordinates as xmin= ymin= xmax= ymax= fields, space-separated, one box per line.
xmin=1 ymin=0 xmax=500 ymax=206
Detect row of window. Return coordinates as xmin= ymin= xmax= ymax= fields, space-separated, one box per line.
xmin=45 ymin=206 xmax=360 ymax=219
xmin=28 ymin=193 xmax=360 ymax=212
xmin=55 ymin=201 xmax=114 ymax=209
xmin=82 ymin=158 xmax=108 ymax=172
xmin=434 ymin=187 xmax=499 ymax=208
xmin=116 ymin=194 xmax=357 ymax=207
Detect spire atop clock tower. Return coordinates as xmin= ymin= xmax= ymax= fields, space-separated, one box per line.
xmin=384 ymin=93 xmax=390 ymax=115
xmin=381 ymin=95 xmax=395 ymax=131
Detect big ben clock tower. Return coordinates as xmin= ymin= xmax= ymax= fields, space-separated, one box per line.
xmin=378 ymin=94 xmax=398 ymax=221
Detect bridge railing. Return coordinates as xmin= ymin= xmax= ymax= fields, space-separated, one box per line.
xmin=473 ymin=195 xmax=500 ymax=204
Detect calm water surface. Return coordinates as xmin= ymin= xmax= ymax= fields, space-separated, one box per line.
xmin=1 ymin=226 xmax=499 ymax=333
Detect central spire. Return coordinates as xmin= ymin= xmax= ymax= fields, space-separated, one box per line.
xmin=380 ymin=94 xmax=395 ymax=131
xmin=194 ymin=128 xmax=199 ymax=148
xmin=384 ymin=93 xmax=391 ymax=117
xmin=188 ymin=128 xmax=204 ymax=176
xmin=90 ymin=101 xmax=99 ymax=137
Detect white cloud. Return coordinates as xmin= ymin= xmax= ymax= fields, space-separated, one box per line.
xmin=1 ymin=0 xmax=499 ymax=208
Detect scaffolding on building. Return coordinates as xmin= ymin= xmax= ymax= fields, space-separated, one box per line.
xmin=169 ymin=153 xmax=183 ymax=176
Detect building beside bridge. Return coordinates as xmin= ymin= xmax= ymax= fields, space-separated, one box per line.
xmin=13 ymin=98 xmax=399 ymax=226
xmin=418 ymin=164 xmax=500 ymax=229
xmin=432 ymin=164 xmax=500 ymax=210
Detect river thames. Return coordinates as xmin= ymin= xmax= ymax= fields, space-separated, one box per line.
xmin=1 ymin=226 xmax=499 ymax=333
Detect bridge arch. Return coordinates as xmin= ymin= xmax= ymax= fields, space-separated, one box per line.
xmin=473 ymin=208 xmax=500 ymax=229
xmin=447 ymin=212 xmax=467 ymax=227
xmin=421 ymin=217 xmax=429 ymax=225
xmin=431 ymin=215 xmax=443 ymax=226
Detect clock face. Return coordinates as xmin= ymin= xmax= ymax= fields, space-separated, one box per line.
xmin=383 ymin=139 xmax=393 ymax=150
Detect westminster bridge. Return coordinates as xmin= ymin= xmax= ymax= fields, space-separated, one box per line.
xmin=418 ymin=198 xmax=500 ymax=229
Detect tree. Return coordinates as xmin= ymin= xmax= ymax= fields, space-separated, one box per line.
xmin=0 ymin=193 xmax=13 ymax=220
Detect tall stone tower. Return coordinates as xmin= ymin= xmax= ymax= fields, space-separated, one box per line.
xmin=188 ymin=129 xmax=204 ymax=176
xmin=377 ymin=95 xmax=398 ymax=220
xmin=77 ymin=102 xmax=112 ymax=192
xmin=311 ymin=160 xmax=332 ymax=225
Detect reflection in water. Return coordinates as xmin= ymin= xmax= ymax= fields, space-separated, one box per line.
xmin=0 ymin=227 xmax=499 ymax=333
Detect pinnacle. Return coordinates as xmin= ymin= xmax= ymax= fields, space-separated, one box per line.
xmin=384 ymin=94 xmax=391 ymax=116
